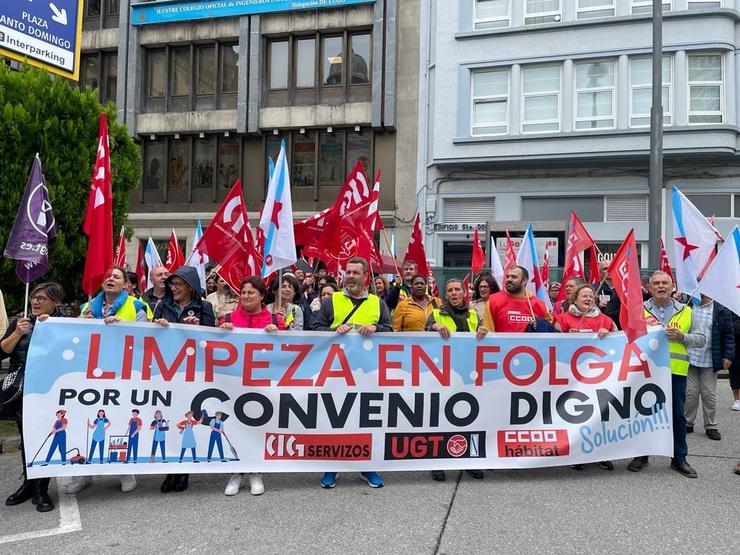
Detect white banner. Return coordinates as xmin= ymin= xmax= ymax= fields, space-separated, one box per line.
xmin=23 ymin=319 xmax=673 ymax=478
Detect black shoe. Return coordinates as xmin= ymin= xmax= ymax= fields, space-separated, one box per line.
xmin=569 ymin=464 xmax=584 ymax=470
xmin=465 ymin=469 xmax=484 ymax=479
xmin=431 ymin=470 xmax=446 ymax=482
xmin=686 ymin=425 xmax=694 ymax=433
xmin=160 ymin=474 xmax=176 ymax=493
xmin=173 ymin=474 xmax=189 ymax=492
xmin=671 ymin=460 xmax=698 ymax=478
xmin=706 ymin=429 xmax=721 ymax=441
xmin=627 ymin=456 xmax=649 ymax=472
xmin=5 ymin=481 xmax=34 ymax=506
xmin=598 ymin=461 xmax=614 ymax=471
xmin=34 ymin=482 xmax=54 ymax=513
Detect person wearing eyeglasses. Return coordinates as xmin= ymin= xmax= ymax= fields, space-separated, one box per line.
xmin=1 ymin=283 xmax=65 ymax=513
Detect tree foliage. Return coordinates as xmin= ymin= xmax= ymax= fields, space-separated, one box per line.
xmin=0 ymin=64 xmax=140 ymax=313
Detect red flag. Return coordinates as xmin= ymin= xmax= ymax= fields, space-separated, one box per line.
xmin=193 ymin=181 xmax=260 ymax=293
xmin=136 ymin=240 xmax=146 ymax=294
xmin=659 ymin=237 xmax=674 ymax=283
xmin=471 ymin=228 xmax=485 ymax=275
xmin=114 ymin=225 xmax=126 ymax=268
xmin=541 ymin=248 xmax=550 ymax=291
xmin=504 ymin=229 xmax=517 ymax=273
xmin=428 ymin=269 xmax=439 ymax=298
xmin=558 ymin=212 xmax=596 ymax=301
xmin=165 ymin=229 xmax=185 ymax=272
xmin=463 ymin=273 xmax=471 ymax=303
xmin=82 ymin=113 xmax=114 ymax=296
xmin=587 ymin=247 xmax=601 ymax=285
xmin=403 ymin=214 xmax=431 ymax=279
xmin=607 ymin=230 xmax=647 ymax=343
xmin=357 ymin=171 xmax=384 ymax=272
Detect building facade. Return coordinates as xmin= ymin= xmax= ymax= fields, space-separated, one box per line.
xmin=419 ymin=0 xmax=740 ymax=271
xmin=77 ymin=0 xmax=419 ymax=264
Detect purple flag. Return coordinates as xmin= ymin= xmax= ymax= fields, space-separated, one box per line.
xmin=4 ymin=156 xmax=56 ymax=283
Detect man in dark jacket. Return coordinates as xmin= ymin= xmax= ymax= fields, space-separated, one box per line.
xmin=153 ymin=266 xmax=216 ymax=327
xmin=685 ymin=294 xmax=734 ymax=440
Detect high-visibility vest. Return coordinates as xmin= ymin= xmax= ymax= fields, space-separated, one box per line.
xmin=80 ymin=296 xmax=142 ymax=322
xmin=644 ymin=305 xmax=692 ymax=376
xmin=431 ymin=308 xmax=478 ymax=333
xmin=331 ymin=292 xmax=381 ymax=327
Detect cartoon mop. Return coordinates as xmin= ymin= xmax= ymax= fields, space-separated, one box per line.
xmin=199 ymin=409 xmax=239 ymax=460
xmin=222 ymin=432 xmax=240 ymax=461
xmin=27 ymin=432 xmax=53 ymax=467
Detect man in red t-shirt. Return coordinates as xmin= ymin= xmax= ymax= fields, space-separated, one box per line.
xmin=484 ymin=266 xmax=552 ymax=332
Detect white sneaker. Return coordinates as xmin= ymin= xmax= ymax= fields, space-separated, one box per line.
xmin=64 ymin=475 xmax=93 ymax=494
xmin=120 ymin=475 xmax=137 ymax=493
xmin=731 ymin=400 xmax=740 ymax=411
xmin=249 ymin=473 xmax=264 ymax=496
xmin=224 ymin=473 xmax=243 ymax=496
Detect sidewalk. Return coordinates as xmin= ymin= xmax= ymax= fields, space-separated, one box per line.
xmin=1 ymin=388 xmax=738 ymax=553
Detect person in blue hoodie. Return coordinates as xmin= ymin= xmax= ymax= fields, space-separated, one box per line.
xmin=153 ymin=265 xmax=215 ymax=492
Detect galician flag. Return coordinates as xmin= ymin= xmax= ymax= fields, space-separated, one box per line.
xmin=490 ymin=237 xmax=504 ymax=289
xmin=516 ymin=225 xmax=552 ymax=309
xmin=144 ymin=237 xmax=163 ymax=289
xmin=260 ymin=140 xmax=296 ymax=276
xmin=187 ymin=220 xmax=209 ymax=294
xmin=671 ymin=187 xmax=722 ymax=296
xmin=698 ymin=226 xmax=740 ymax=317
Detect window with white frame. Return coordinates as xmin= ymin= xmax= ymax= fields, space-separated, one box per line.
xmin=688 ymin=54 xmax=723 ymax=124
xmin=474 ymin=0 xmax=509 ymax=30
xmin=630 ymin=56 xmax=672 ymax=127
xmin=471 ymin=69 xmax=509 ymax=136
xmin=522 ymin=65 xmax=561 ymax=133
xmin=631 ymin=0 xmax=671 ymax=14
xmin=687 ymin=1 xmax=722 ymax=9
xmin=525 ymin=0 xmax=561 ymax=25
xmin=575 ymin=60 xmax=615 ymax=130
xmin=577 ymin=0 xmax=616 ymax=19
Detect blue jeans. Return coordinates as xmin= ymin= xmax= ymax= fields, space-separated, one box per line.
xmin=126 ymin=434 xmax=139 ymax=462
xmin=89 ymin=439 xmax=104 ymax=463
xmin=672 ymin=373 xmax=688 ymax=464
xmin=207 ymin=434 xmax=224 ymax=461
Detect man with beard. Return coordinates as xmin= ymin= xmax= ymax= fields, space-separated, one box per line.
xmin=312 ymin=256 xmax=392 ymax=489
xmin=385 ymin=259 xmax=419 ymax=311
xmin=483 ymin=266 xmax=552 ymax=332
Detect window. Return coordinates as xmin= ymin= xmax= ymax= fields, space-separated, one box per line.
xmin=575 ymin=60 xmax=615 ymax=130
xmin=292 ymin=133 xmax=317 ymax=188
xmin=522 ymin=65 xmax=560 ymax=133
xmin=350 ymin=33 xmax=371 ymax=85
xmin=631 ymin=0 xmax=671 ymax=14
xmin=630 ymin=57 xmax=672 ymax=127
xmin=471 ymin=69 xmax=509 ymax=136
xmin=688 ymin=54 xmax=723 ymax=124
xmin=346 ymin=129 xmax=372 ymax=176
xmin=319 ymin=131 xmax=345 ymax=187
xmin=522 ymin=197 xmax=604 ymax=222
xmin=269 ymin=41 xmax=289 ymax=89
xmin=525 ymin=0 xmax=561 ymax=25
xmin=687 ymin=1 xmax=722 ymax=9
xmin=577 ymin=0 xmax=615 ymax=19
xmin=686 ymin=194 xmax=731 ymax=218
xmin=139 ymin=135 xmax=240 ymax=204
xmin=143 ymin=43 xmax=238 ymax=112
xmin=474 ymin=0 xmax=509 ymax=31
xmin=83 ymin=0 xmax=119 ymax=30
xmin=295 ymin=38 xmax=316 ymax=88
xmin=79 ymin=51 xmax=117 ymax=104
xmin=322 ymin=36 xmax=343 ymax=86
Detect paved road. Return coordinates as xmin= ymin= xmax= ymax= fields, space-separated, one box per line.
xmin=1 ymin=387 xmax=738 ymax=554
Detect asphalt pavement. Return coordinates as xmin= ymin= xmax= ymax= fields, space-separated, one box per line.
xmin=1 ymin=387 xmax=738 ymax=554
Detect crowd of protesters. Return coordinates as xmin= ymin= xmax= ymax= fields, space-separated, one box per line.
xmin=1 ymin=253 xmax=739 ymax=514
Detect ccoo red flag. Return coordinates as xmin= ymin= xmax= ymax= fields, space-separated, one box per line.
xmin=607 ymin=230 xmax=647 ymax=343
xmin=558 ymin=212 xmax=597 ymax=301
xmin=193 ymin=181 xmax=260 ymax=292
xmin=403 ymin=214 xmax=430 ymax=279
xmin=82 ymin=113 xmax=114 ymax=296
xmin=165 ymin=229 xmax=185 ymax=272
xmin=659 ymin=237 xmax=674 ymax=283
xmin=541 ymin=248 xmax=550 ymax=291
xmin=471 ymin=228 xmax=485 ymax=275
xmin=136 ymin=240 xmax=146 ymax=294
xmin=114 ymin=225 xmax=126 ymax=268
xmin=356 ymin=171 xmax=384 ymax=272
xmin=504 ymin=229 xmax=517 ymax=273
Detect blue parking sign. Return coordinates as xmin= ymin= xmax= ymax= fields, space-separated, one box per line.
xmin=0 ymin=0 xmax=83 ymax=79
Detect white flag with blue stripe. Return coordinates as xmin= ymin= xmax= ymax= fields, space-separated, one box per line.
xmin=144 ymin=236 xmax=163 ymax=289
xmin=260 ymin=140 xmax=296 ymax=276
xmin=515 ymin=225 xmax=552 ymax=310
xmin=187 ymin=220 xmax=208 ymax=294
xmin=698 ymin=226 xmax=740 ymax=317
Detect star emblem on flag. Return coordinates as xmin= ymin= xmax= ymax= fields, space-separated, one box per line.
xmin=675 ymin=236 xmax=699 ymax=261
xmin=270 ymin=201 xmax=283 ymax=230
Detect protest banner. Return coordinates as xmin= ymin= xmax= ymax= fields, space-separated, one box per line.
xmin=24 ymin=319 xmax=673 ymax=478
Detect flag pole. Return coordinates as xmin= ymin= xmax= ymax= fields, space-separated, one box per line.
xmin=380 ymin=228 xmax=401 ymax=277
xmin=277 ymin=268 xmax=283 ymax=312
xmin=23 ymin=282 xmax=29 ymax=319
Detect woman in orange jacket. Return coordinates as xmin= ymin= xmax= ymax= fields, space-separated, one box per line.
xmin=393 ymin=274 xmax=442 ymax=331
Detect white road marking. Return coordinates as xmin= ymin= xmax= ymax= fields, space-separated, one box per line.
xmin=0 ymin=479 xmax=82 ymax=545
